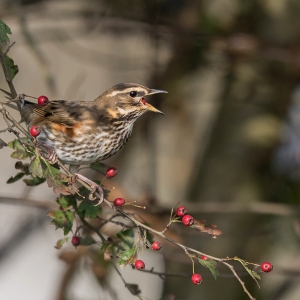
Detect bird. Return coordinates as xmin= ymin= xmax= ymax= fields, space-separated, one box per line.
xmin=20 ymin=83 xmax=167 ymax=173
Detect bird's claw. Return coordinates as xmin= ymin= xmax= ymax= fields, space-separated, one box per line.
xmin=37 ymin=143 xmax=58 ymax=164
xmin=74 ymin=173 xmax=104 ymax=205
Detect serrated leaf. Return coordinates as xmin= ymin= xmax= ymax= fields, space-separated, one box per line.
xmin=23 ymin=176 xmax=46 ymax=186
xmin=29 ymin=155 xmax=44 ymax=178
xmin=56 ymin=195 xmax=76 ymax=210
xmin=47 ymin=210 xmax=74 ymax=235
xmin=41 ymin=160 xmax=71 ymax=195
xmin=55 ymin=237 xmax=69 ymax=249
xmin=0 ymin=20 xmax=12 ymax=46
xmin=5 ymin=55 xmax=18 ymax=80
xmin=6 ymin=172 xmax=25 ymax=183
xmin=8 ymin=138 xmax=33 ymax=160
xmin=198 ymin=258 xmax=219 ymax=280
xmin=90 ymin=162 xmax=107 ymax=173
xmin=78 ymin=200 xmax=102 ymax=218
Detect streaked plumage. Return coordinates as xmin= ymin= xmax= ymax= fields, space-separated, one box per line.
xmin=21 ymin=83 xmax=166 ymax=167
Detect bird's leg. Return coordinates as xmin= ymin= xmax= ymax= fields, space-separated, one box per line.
xmin=74 ymin=173 xmax=104 ymax=205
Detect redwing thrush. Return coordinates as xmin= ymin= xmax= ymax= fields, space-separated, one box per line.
xmin=20 ymin=83 xmax=166 ymax=171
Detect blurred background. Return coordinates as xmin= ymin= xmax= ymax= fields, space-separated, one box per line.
xmin=1 ymin=0 xmax=300 ymax=299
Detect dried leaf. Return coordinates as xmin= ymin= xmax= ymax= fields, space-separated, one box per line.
xmin=192 ymin=219 xmax=222 ymax=238
xmin=126 ymin=284 xmax=141 ymax=295
xmin=55 ymin=237 xmax=69 ymax=249
xmin=0 ymin=138 xmax=7 ymax=149
xmin=47 ymin=210 xmax=74 ymax=235
xmin=42 ymin=160 xmax=72 ymax=195
xmin=0 ymin=19 xmax=12 ymax=46
xmin=198 ymin=257 xmax=219 ymax=280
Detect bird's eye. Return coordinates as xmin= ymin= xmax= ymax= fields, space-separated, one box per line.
xmin=129 ymin=91 xmax=138 ymax=97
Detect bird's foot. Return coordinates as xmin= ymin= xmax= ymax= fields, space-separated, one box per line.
xmin=37 ymin=143 xmax=58 ymax=164
xmin=74 ymin=173 xmax=104 ymax=205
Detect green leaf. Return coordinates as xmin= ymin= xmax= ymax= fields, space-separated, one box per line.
xmin=78 ymin=199 xmax=102 ymax=218
xmin=29 ymin=155 xmax=44 ymax=178
xmin=8 ymin=138 xmax=33 ymax=160
xmin=55 ymin=237 xmax=69 ymax=249
xmin=198 ymin=257 xmax=219 ymax=280
xmin=5 ymin=55 xmax=18 ymax=80
xmin=118 ymin=246 xmax=138 ymax=266
xmin=41 ymin=160 xmax=71 ymax=195
xmin=90 ymin=162 xmax=107 ymax=173
xmin=0 ymin=20 xmax=12 ymax=46
xmin=101 ymin=228 xmax=135 ymax=258
xmin=116 ymin=228 xmax=135 ymax=250
xmin=23 ymin=176 xmax=46 ymax=186
xmin=80 ymin=235 xmax=96 ymax=246
xmin=47 ymin=210 xmax=74 ymax=235
xmin=56 ymin=195 xmax=76 ymax=210
xmin=234 ymin=258 xmax=261 ymax=287
xmin=7 ymin=172 xmax=25 ymax=183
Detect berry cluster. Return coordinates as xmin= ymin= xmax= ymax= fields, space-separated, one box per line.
xmin=176 ymin=205 xmax=194 ymax=226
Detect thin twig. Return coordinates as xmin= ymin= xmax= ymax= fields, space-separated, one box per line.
xmin=4 ymin=41 xmax=16 ymax=56
xmin=111 ymin=262 xmax=143 ymax=299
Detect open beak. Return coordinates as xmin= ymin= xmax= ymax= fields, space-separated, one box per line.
xmin=145 ymin=103 xmax=165 ymax=115
xmin=143 ymin=88 xmax=167 ymax=115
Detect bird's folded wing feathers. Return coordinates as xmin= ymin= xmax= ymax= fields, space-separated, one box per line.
xmin=24 ymin=100 xmax=79 ymax=127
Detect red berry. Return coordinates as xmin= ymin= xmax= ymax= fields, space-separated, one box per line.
xmin=37 ymin=95 xmax=49 ymax=106
xmin=191 ymin=273 xmax=202 ymax=285
xmin=182 ymin=215 xmax=194 ymax=226
xmin=71 ymin=236 xmax=81 ymax=247
xmin=201 ymin=255 xmax=209 ymax=261
xmin=151 ymin=241 xmax=162 ymax=251
xmin=261 ymin=262 xmax=273 ymax=273
xmin=135 ymin=260 xmax=145 ymax=270
xmin=106 ymin=167 xmax=117 ymax=178
xmin=114 ymin=197 xmax=125 ymax=206
xmin=30 ymin=125 xmax=41 ymax=137
xmin=176 ymin=206 xmax=187 ymax=217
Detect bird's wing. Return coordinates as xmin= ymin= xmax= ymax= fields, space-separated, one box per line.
xmin=23 ymin=100 xmax=83 ymax=127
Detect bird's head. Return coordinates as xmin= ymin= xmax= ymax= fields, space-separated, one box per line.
xmin=95 ymin=83 xmax=166 ymax=122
